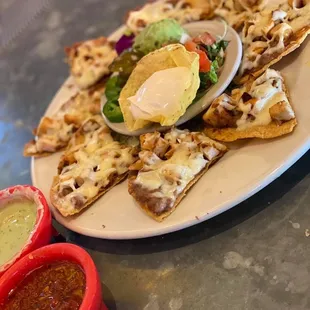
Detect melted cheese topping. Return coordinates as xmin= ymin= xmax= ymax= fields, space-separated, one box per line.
xmin=236 ymin=70 xmax=294 ymax=129
xmin=70 ymin=40 xmax=117 ymax=89
xmin=286 ymin=3 xmax=310 ymax=32
xmin=136 ymin=146 xmax=207 ymax=201
xmin=240 ymin=3 xmax=310 ymax=75
xmin=126 ymin=0 xmax=203 ymax=34
xmin=32 ymin=118 xmax=74 ymax=153
xmin=272 ymin=9 xmax=287 ymax=21
xmin=204 ymin=69 xmax=295 ymax=130
xmin=129 ymin=67 xmax=192 ymax=121
xmin=25 ymin=85 xmax=103 ymax=155
xmin=215 ymin=0 xmax=250 ymax=30
xmin=133 ymin=129 xmax=226 ymax=211
xmin=55 ymin=119 xmax=136 ymax=215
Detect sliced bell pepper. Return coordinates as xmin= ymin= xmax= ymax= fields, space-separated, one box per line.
xmin=103 ymin=101 xmax=124 ymax=123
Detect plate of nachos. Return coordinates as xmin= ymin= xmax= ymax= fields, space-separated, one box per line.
xmin=27 ymin=0 xmax=310 ymax=239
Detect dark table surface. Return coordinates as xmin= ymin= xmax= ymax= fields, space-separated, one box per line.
xmin=1 ymin=1 xmax=310 ymax=309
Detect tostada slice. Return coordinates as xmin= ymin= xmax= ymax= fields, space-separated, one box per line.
xmin=238 ymin=0 xmax=310 ymax=83
xmin=65 ymin=36 xmax=117 ymax=89
xmin=203 ymin=69 xmax=297 ymax=141
xmin=50 ymin=115 xmax=139 ymax=217
xmin=125 ymin=0 xmax=218 ymax=34
xmin=128 ymin=128 xmax=227 ymax=222
xmin=214 ymin=0 xmax=267 ymax=32
xmin=23 ymin=80 xmax=105 ymax=157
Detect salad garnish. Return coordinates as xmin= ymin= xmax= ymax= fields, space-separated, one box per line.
xmin=103 ymin=19 xmax=229 ymax=125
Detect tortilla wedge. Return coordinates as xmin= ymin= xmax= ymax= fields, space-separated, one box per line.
xmin=65 ymin=36 xmax=117 ymax=89
xmin=125 ymin=0 xmax=218 ymax=34
xmin=237 ymin=1 xmax=310 ymax=84
xmin=128 ymin=153 xmax=224 ymax=222
xmin=128 ymin=129 xmax=227 ymax=222
xmin=23 ymin=80 xmax=105 ymax=157
xmin=239 ymin=25 xmax=310 ymax=84
xmin=24 ymin=144 xmax=66 ymax=158
xmin=214 ymin=0 xmax=252 ymax=32
xmin=51 ymin=173 xmax=128 ymax=217
xmin=205 ymin=118 xmax=297 ymax=142
xmin=203 ymin=69 xmax=297 ymax=142
xmin=23 ymin=117 xmax=76 ymax=158
xmin=50 ymin=116 xmax=138 ymax=217
xmin=237 ymin=0 xmax=267 ymax=12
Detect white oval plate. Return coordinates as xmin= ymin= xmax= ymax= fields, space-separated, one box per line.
xmin=102 ymin=20 xmax=242 ymax=136
xmin=32 ymin=24 xmax=310 ymax=240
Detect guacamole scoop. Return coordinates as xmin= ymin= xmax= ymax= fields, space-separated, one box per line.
xmin=133 ymin=19 xmax=188 ymax=55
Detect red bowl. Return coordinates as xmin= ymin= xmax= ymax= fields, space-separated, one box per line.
xmin=0 ymin=243 xmax=107 ymax=310
xmin=0 ymin=185 xmax=52 ymax=276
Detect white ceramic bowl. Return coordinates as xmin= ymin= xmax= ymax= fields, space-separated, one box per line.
xmin=101 ymin=20 xmax=242 ymax=136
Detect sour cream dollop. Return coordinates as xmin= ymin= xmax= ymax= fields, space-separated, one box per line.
xmin=128 ymin=67 xmax=191 ymax=121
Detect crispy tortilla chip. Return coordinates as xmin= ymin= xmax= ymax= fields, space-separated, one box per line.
xmin=50 ymin=116 xmax=138 ymax=217
xmin=51 ymin=173 xmax=128 ymax=217
xmin=23 ymin=80 xmax=105 ymax=157
xmin=23 ymin=117 xmax=76 ymax=158
xmin=119 ymin=44 xmax=199 ymax=131
xmin=23 ymin=140 xmax=66 ymax=158
xmin=65 ymin=37 xmax=117 ymax=89
xmin=238 ymin=0 xmax=267 ymax=12
xmin=128 ymin=129 xmax=227 ymax=222
xmin=205 ymin=118 xmax=297 ymax=142
xmin=125 ymin=0 xmax=218 ymax=34
xmin=239 ymin=26 xmax=310 ymax=84
xmin=203 ymin=69 xmax=297 ymax=141
xmin=214 ymin=0 xmax=264 ymax=32
xmin=128 ymin=159 xmax=219 ymax=222
xmin=237 ymin=2 xmax=310 ymax=83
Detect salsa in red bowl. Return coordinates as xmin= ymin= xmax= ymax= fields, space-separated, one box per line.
xmin=3 ymin=261 xmax=85 ymax=309
xmin=0 ymin=243 xmax=107 ymax=310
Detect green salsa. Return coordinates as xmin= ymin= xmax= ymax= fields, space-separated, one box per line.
xmin=0 ymin=199 xmax=37 ymax=266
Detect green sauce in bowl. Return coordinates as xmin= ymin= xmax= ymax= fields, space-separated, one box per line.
xmin=0 ymin=199 xmax=37 ymax=266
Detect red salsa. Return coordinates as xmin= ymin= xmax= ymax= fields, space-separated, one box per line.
xmin=3 ymin=261 xmax=86 ymax=310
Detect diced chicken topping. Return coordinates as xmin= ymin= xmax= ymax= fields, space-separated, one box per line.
xmin=239 ymin=1 xmax=310 ymax=75
xmin=65 ymin=37 xmax=117 ymax=89
xmin=203 ymin=69 xmax=295 ymax=130
xmin=51 ymin=116 xmax=138 ymax=216
xmin=129 ymin=129 xmax=227 ymax=214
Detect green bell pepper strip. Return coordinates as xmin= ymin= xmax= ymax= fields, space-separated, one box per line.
xmin=103 ymin=101 xmax=124 ymax=123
